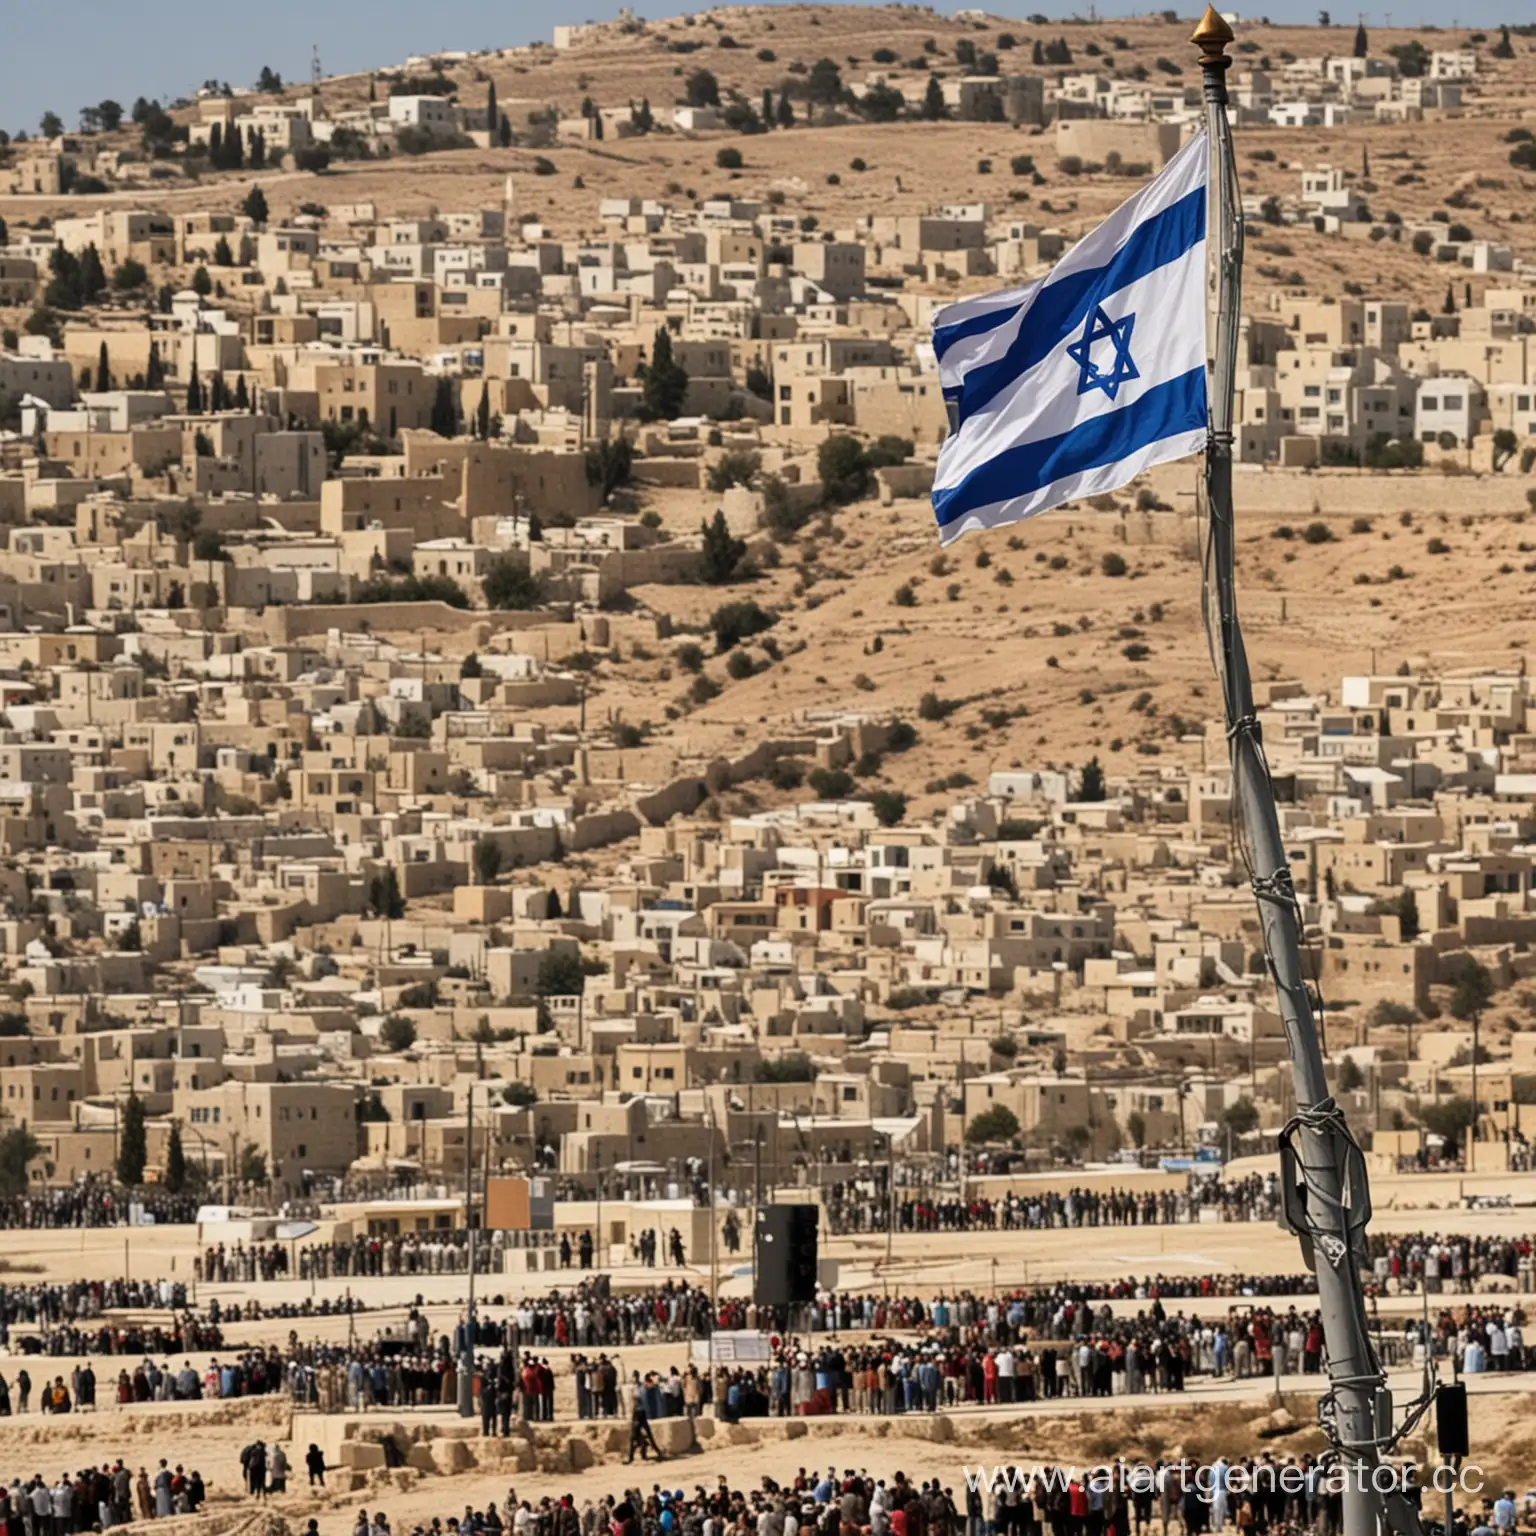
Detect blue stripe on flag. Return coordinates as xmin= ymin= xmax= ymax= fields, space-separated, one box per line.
xmin=933 ymin=299 xmax=1029 ymax=364
xmin=932 ymin=366 xmax=1208 ymax=531
xmin=949 ymin=186 xmax=1206 ymax=424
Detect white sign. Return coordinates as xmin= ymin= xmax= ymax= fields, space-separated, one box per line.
xmin=691 ymin=1331 xmax=773 ymax=1365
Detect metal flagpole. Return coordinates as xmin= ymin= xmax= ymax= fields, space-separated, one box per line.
xmin=1193 ymin=12 xmax=1425 ymax=1536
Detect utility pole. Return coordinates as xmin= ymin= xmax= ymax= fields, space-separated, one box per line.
xmin=457 ymin=1084 xmax=477 ymax=1417
xmin=1469 ymin=1007 xmax=1479 ymax=1174
xmin=1194 ymin=13 xmax=1422 ymax=1536
xmin=706 ymin=1101 xmax=719 ymax=1383
xmin=885 ymin=1131 xmax=895 ymax=1270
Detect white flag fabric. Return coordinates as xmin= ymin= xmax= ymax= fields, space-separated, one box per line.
xmin=930 ymin=133 xmax=1210 ymax=546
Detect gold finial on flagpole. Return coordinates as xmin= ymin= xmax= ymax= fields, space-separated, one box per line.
xmin=1193 ymin=5 xmax=1234 ymax=97
xmin=1192 ymin=4 xmax=1234 ymax=52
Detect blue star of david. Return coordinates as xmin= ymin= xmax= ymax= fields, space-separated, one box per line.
xmin=1066 ymin=304 xmax=1139 ymax=401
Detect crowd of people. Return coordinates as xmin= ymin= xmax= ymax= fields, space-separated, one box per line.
xmin=1 ymin=1284 xmax=1528 ymax=1427
xmin=0 ymin=1186 xmax=201 ymax=1230
xmin=341 ymin=1465 xmax=1536 ymax=1536
xmin=0 ymin=1461 xmax=209 ymax=1530
xmin=1366 ymin=1233 xmax=1536 ymax=1294
xmin=823 ymin=1177 xmax=1281 ymax=1236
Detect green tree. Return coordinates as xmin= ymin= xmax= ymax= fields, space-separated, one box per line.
xmin=79 ymin=245 xmax=107 ymax=301
xmin=213 ymin=235 xmax=234 ymax=267
xmin=116 ymin=1091 xmax=147 ymax=1185
xmin=1077 ymin=756 xmax=1107 ymax=802
xmin=476 ymin=381 xmax=491 ymax=440
xmin=369 ymin=866 xmax=406 ymax=920
xmin=430 ymin=376 xmax=458 ymax=437
xmin=806 ymin=57 xmax=845 ymax=104
xmin=1367 ymin=888 xmax=1419 ymax=940
xmin=922 ymin=74 xmax=948 ymax=119
xmin=966 ymin=1105 xmax=1021 ymax=1144
xmin=192 ymin=265 xmax=213 ymax=298
xmin=0 ymin=1126 xmax=40 ymax=1198
xmin=40 ymin=112 xmax=64 ymax=138
xmin=700 ymin=509 xmax=747 ymax=584
xmin=711 ymin=598 xmax=774 ymax=651
xmin=536 ymin=950 xmax=586 ymax=997
xmin=483 ymin=556 xmax=545 ymax=610
xmin=818 ymin=434 xmax=871 ymax=504
xmin=241 ymin=185 xmax=270 ymax=227
xmin=641 ymin=326 xmax=689 ymax=420
xmin=1417 ymin=1096 xmax=1476 ymax=1144
xmin=1337 ymin=1056 xmax=1365 ymax=1092
xmin=113 ymin=258 xmax=147 ymax=292
xmin=868 ymin=790 xmax=908 ymax=827
xmin=164 ymin=1121 xmax=189 ymax=1193
xmin=1450 ymin=962 xmax=1493 ymax=1021
xmin=1220 ymin=1097 xmax=1260 ymax=1137
xmin=685 ymin=69 xmax=720 ymax=107
xmin=239 ymin=1144 xmax=268 ymax=1186
xmin=96 ymin=340 xmax=111 ymax=392
xmin=584 ymin=436 xmax=634 ymax=501
xmin=380 ymin=1014 xmax=418 ymax=1051
xmin=474 ymin=838 xmax=503 ymax=884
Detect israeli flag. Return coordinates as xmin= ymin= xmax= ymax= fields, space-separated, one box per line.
xmin=930 ymin=134 xmax=1210 ymax=545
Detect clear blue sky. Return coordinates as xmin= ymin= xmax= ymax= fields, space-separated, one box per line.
xmin=2 ymin=0 xmax=1496 ymax=142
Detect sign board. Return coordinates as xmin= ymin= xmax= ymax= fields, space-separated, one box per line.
xmin=485 ymin=1177 xmax=554 ymax=1232
xmin=691 ymin=1331 xmax=773 ymax=1366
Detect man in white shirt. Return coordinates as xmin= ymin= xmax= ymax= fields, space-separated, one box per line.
xmin=995 ymin=1349 xmax=1015 ymax=1404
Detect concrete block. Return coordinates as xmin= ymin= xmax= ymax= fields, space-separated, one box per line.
xmin=340 ymin=1443 xmax=386 ymax=1471
xmin=650 ymin=1416 xmax=696 ymax=1456
xmin=431 ymin=1438 xmax=474 ymax=1475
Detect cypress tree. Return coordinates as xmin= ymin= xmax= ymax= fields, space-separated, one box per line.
xmin=762 ymin=88 xmax=774 ymax=128
xmin=642 ymin=327 xmax=688 ymax=421
xmin=775 ymin=93 xmax=794 ymax=128
xmin=96 ymin=340 xmax=110 ymax=392
xmin=164 ymin=1121 xmax=188 ymax=1194
xmin=923 ymin=74 xmax=947 ymax=120
xmin=79 ymin=244 xmax=106 ymax=301
xmin=185 ymin=359 xmax=203 ymax=415
xmin=487 ymin=78 xmax=498 ymax=138
xmin=145 ymin=340 xmax=164 ymax=389
xmin=116 ymin=1091 xmax=147 ymax=1186
xmin=430 ymin=376 xmax=457 ymax=437
xmin=234 ymin=374 xmax=249 ymax=410
xmin=208 ymin=122 xmax=222 ymax=163
xmin=1353 ymin=20 xmax=1368 ymax=57
xmin=476 ymin=381 xmax=491 ymax=440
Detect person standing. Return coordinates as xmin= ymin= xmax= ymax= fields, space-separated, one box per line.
xmin=244 ymin=1442 xmax=267 ymax=1502
xmin=153 ymin=1463 xmax=173 ymax=1519
xmin=306 ymin=1446 xmax=326 ymax=1488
